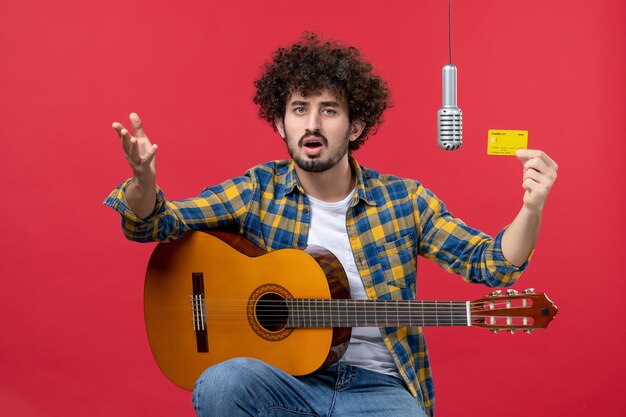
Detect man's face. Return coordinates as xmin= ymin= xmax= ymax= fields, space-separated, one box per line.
xmin=276 ymin=89 xmax=364 ymax=173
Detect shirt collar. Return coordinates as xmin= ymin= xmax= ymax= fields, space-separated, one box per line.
xmin=283 ymin=160 xmax=303 ymax=195
xmin=283 ymin=156 xmax=378 ymax=207
xmin=349 ymin=156 xmax=378 ymax=207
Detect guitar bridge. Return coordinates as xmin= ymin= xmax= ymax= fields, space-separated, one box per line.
xmin=192 ymin=272 xmax=208 ymax=352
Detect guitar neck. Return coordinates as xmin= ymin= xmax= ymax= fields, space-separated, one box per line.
xmin=284 ymin=299 xmax=470 ymax=328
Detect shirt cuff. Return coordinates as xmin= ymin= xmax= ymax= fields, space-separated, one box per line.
xmin=490 ymin=227 xmax=534 ymax=272
xmin=102 ymin=178 xmax=164 ymax=222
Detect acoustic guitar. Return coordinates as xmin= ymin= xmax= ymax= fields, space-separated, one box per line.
xmin=144 ymin=231 xmax=557 ymax=390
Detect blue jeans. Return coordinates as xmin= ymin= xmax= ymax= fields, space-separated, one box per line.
xmin=192 ymin=358 xmax=428 ymax=417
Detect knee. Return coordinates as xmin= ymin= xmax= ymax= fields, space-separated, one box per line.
xmin=192 ymin=357 xmax=270 ymax=413
xmin=195 ymin=357 xmax=269 ymax=387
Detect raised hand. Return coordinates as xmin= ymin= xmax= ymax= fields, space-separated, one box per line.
xmin=499 ymin=150 xmax=558 ymax=266
xmin=112 ymin=113 xmax=158 ymax=218
xmin=516 ymin=149 xmax=558 ymax=214
xmin=112 ymin=113 xmax=158 ymax=186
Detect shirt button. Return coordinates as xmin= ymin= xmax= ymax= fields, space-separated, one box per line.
xmin=303 ymin=208 xmax=309 ymax=214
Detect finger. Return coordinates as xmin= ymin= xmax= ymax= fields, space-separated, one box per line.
xmin=129 ymin=137 xmax=143 ymax=165
xmin=524 ymin=167 xmax=546 ymax=184
xmin=112 ymin=122 xmax=126 ymax=137
xmin=541 ymin=152 xmax=558 ymax=171
xmin=523 ymin=157 xmax=549 ymax=175
xmin=524 ymin=159 xmax=558 ymax=188
xmin=522 ymin=177 xmax=538 ymax=193
xmin=129 ymin=113 xmax=144 ymax=137
xmin=120 ymin=128 xmax=133 ymax=155
xmin=517 ymin=149 xmax=559 ymax=171
xmin=522 ymin=177 xmax=550 ymax=197
xmin=516 ymin=149 xmax=543 ymax=161
xmin=143 ymin=144 xmax=158 ymax=165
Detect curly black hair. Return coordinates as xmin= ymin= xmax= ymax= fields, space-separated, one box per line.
xmin=253 ymin=32 xmax=390 ymax=151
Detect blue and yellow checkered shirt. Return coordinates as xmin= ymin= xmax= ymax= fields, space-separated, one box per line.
xmin=105 ymin=157 xmax=529 ymax=416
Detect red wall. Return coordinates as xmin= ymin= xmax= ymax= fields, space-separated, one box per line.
xmin=1 ymin=0 xmax=624 ymax=416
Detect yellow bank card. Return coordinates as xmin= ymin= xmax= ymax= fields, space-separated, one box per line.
xmin=487 ymin=130 xmax=528 ymax=156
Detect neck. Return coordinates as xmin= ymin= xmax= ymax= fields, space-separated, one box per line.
xmin=295 ymin=156 xmax=354 ymax=202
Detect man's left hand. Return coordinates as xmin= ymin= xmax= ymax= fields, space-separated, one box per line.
xmin=516 ymin=149 xmax=558 ymax=214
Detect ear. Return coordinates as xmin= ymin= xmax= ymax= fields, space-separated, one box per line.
xmin=349 ymin=119 xmax=366 ymax=142
xmin=275 ymin=117 xmax=286 ymax=139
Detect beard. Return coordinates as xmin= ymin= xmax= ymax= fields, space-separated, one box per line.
xmin=286 ymin=130 xmax=351 ymax=173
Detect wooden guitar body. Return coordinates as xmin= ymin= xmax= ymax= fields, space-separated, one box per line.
xmin=144 ymin=231 xmax=351 ymax=390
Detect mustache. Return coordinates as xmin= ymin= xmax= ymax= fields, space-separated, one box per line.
xmin=298 ymin=132 xmax=328 ymax=147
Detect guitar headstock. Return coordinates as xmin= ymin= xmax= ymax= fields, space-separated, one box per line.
xmin=471 ymin=289 xmax=558 ymax=334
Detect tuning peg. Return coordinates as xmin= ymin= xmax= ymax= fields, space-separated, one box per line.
xmin=490 ymin=328 xmax=501 ymax=333
xmin=524 ymin=329 xmax=534 ymax=334
xmin=506 ymin=289 xmax=518 ymax=295
xmin=508 ymin=329 xmax=516 ymax=334
xmin=490 ymin=290 xmax=502 ymax=297
xmin=523 ymin=288 xmax=535 ymax=294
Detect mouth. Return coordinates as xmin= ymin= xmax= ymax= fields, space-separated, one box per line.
xmin=302 ymin=136 xmax=324 ymax=149
xmin=299 ymin=135 xmax=326 ymax=157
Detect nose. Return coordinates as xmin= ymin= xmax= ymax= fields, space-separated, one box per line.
xmin=306 ymin=112 xmax=321 ymax=132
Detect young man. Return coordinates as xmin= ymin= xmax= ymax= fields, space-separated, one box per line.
xmin=105 ymin=33 xmax=557 ymax=417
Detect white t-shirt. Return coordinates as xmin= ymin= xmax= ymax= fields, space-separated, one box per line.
xmin=306 ymin=191 xmax=400 ymax=379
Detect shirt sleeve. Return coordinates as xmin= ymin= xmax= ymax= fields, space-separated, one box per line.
xmin=415 ymin=184 xmax=532 ymax=288
xmin=103 ymin=176 xmax=256 ymax=243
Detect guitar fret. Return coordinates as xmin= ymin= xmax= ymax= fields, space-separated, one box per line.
xmin=385 ymin=301 xmax=388 ymax=327
xmin=406 ymin=301 xmax=410 ymax=326
xmin=328 ymin=299 xmax=332 ymax=327
xmin=450 ymin=301 xmax=454 ymax=326
xmin=374 ymin=300 xmax=378 ymax=326
xmin=396 ymin=300 xmax=399 ymax=326
xmin=361 ymin=301 xmax=366 ymax=326
xmin=303 ymin=299 xmax=307 ymax=328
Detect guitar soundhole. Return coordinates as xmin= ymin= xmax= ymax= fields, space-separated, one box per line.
xmin=256 ymin=293 xmax=288 ymax=331
xmin=248 ymin=283 xmax=294 ymax=342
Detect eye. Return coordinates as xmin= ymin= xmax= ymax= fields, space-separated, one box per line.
xmin=293 ymin=107 xmax=306 ymax=114
xmin=322 ymin=108 xmax=337 ymax=115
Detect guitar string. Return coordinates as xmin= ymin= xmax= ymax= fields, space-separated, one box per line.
xmin=192 ymin=306 xmax=526 ymax=317
xmin=192 ymin=307 xmax=520 ymax=316
xmin=191 ymin=303 xmax=532 ymax=324
xmin=194 ymin=299 xmax=525 ymax=307
xmin=193 ymin=301 xmax=527 ymax=312
xmin=190 ymin=299 xmax=530 ymax=320
xmin=185 ymin=315 xmax=530 ymax=326
xmin=189 ymin=311 xmax=530 ymax=318
xmin=191 ymin=299 xmax=534 ymax=315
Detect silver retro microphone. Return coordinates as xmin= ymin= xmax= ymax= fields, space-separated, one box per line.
xmin=437 ymin=64 xmax=462 ymax=151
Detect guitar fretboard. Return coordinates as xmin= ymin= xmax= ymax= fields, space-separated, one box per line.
xmin=284 ymin=299 xmax=470 ymax=328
